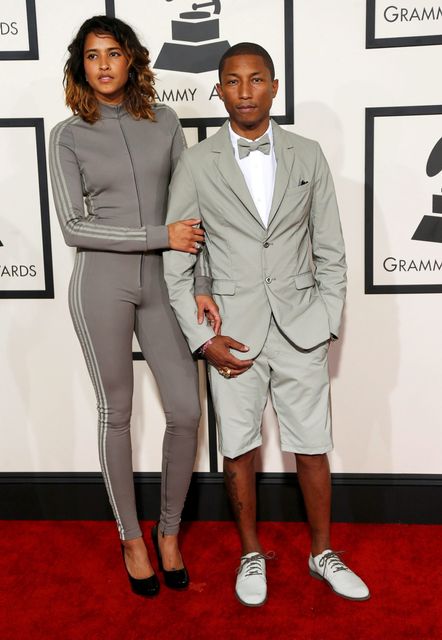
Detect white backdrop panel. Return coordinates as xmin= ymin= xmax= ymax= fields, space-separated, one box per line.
xmin=112 ymin=0 xmax=288 ymax=120
xmin=0 ymin=0 xmax=29 ymax=51
xmin=373 ymin=113 xmax=442 ymax=287
xmin=375 ymin=1 xmax=442 ymax=39
xmin=0 ymin=126 xmax=45 ymax=290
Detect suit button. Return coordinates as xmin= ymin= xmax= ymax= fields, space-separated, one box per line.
xmin=265 ymin=276 xmax=272 ymax=284
xmin=263 ymin=242 xmax=270 ymax=248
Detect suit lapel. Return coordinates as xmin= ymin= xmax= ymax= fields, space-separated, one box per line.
xmin=267 ymin=120 xmax=296 ymax=228
xmin=213 ymin=122 xmax=265 ymax=229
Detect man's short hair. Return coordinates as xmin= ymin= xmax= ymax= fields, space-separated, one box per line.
xmin=218 ymin=42 xmax=275 ymax=81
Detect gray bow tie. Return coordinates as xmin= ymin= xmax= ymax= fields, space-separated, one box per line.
xmin=237 ymin=134 xmax=271 ymax=160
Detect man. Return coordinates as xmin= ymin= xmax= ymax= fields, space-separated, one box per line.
xmin=163 ymin=43 xmax=369 ymax=606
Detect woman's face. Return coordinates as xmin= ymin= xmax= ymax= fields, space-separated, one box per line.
xmin=83 ymin=32 xmax=129 ymax=104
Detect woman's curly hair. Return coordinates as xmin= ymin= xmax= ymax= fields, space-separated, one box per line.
xmin=64 ymin=15 xmax=156 ymax=123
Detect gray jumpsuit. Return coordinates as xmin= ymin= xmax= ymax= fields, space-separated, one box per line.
xmin=49 ymin=102 xmax=201 ymax=540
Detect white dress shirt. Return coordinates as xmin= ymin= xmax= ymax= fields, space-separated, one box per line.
xmin=229 ymin=122 xmax=277 ymax=227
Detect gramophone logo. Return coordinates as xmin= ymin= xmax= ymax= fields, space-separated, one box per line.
xmin=412 ymin=138 xmax=442 ymax=243
xmin=155 ymin=0 xmax=230 ymax=73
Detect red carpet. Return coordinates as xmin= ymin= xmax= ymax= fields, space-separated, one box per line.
xmin=0 ymin=521 xmax=440 ymax=640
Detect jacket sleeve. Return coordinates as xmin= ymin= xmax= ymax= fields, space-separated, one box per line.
xmin=49 ymin=120 xmax=168 ymax=252
xmin=163 ymin=152 xmax=216 ymax=352
xmin=309 ymin=142 xmax=347 ymax=338
xmin=168 ymin=112 xmax=212 ymax=296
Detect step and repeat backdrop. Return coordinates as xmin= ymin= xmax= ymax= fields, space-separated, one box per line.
xmin=1 ymin=0 xmax=441 ymax=477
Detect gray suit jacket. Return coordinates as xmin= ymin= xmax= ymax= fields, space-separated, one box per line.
xmin=163 ymin=120 xmax=346 ymax=358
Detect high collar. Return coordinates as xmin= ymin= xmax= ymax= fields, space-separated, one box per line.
xmin=97 ymin=101 xmax=127 ymax=119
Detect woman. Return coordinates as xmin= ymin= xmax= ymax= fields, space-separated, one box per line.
xmin=49 ymin=15 xmax=216 ymax=596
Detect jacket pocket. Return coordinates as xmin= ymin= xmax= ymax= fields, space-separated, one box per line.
xmin=212 ymin=279 xmax=236 ymax=295
xmin=293 ymin=271 xmax=315 ymax=289
xmin=285 ymin=182 xmax=311 ymax=196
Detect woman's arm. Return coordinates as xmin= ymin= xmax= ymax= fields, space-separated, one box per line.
xmin=169 ymin=107 xmax=187 ymax=172
xmin=49 ymin=120 xmax=165 ymax=252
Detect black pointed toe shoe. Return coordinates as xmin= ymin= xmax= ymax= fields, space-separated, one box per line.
xmin=121 ymin=545 xmax=160 ymax=597
xmin=151 ymin=522 xmax=189 ymax=590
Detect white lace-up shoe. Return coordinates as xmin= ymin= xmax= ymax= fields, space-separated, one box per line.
xmin=309 ymin=549 xmax=370 ymax=601
xmin=235 ymin=552 xmax=269 ymax=607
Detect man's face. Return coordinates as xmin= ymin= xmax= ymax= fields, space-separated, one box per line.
xmin=216 ymin=54 xmax=278 ymax=138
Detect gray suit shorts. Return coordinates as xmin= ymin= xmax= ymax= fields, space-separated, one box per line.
xmin=208 ymin=316 xmax=332 ymax=458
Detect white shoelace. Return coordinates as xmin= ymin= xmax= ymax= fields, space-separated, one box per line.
xmin=318 ymin=551 xmax=349 ymax=575
xmin=237 ymin=552 xmax=275 ymax=577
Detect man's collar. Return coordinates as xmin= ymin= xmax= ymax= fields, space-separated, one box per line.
xmin=228 ymin=121 xmax=274 ymax=146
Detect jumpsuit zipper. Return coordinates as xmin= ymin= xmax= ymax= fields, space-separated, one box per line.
xmin=117 ymin=107 xmax=144 ymax=288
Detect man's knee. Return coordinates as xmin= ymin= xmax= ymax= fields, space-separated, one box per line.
xmin=224 ymin=448 xmax=257 ymax=469
xmin=295 ymin=452 xmax=329 ymax=470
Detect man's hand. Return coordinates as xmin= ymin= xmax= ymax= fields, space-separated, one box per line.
xmin=168 ymin=218 xmax=205 ymax=254
xmin=203 ymin=335 xmax=254 ymax=378
xmin=195 ymin=295 xmax=222 ymax=334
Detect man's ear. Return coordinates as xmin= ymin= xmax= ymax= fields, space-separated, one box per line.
xmin=216 ymin=83 xmax=224 ymax=100
xmin=272 ymin=79 xmax=279 ymax=99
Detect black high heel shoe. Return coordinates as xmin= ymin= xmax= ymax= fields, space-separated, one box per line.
xmin=121 ymin=545 xmax=160 ymax=597
xmin=151 ymin=523 xmax=189 ymax=590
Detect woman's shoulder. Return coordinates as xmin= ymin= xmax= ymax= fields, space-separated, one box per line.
xmin=50 ymin=114 xmax=82 ymax=146
xmin=152 ymin=103 xmax=180 ymax=127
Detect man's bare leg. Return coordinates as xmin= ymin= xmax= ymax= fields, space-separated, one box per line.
xmin=225 ymin=448 xmax=268 ymax=606
xmin=296 ymin=452 xmax=370 ymax=599
xmin=295 ymin=452 xmax=331 ymax=556
xmin=223 ymin=448 xmax=262 ymax=555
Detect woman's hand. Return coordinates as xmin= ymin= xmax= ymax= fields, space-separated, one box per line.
xmin=168 ymin=219 xmax=204 ymax=254
xmin=195 ymin=295 xmax=222 ymax=334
